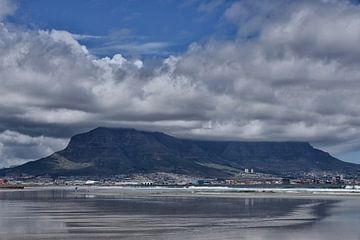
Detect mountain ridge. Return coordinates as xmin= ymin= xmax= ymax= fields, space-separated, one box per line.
xmin=0 ymin=127 xmax=358 ymax=177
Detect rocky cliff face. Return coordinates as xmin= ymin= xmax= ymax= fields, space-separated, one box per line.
xmin=0 ymin=127 xmax=358 ymax=177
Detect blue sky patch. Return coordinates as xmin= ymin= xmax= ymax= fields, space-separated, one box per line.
xmin=9 ymin=0 xmax=237 ymax=57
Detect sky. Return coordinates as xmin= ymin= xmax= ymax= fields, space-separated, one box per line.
xmin=0 ymin=0 xmax=360 ymax=167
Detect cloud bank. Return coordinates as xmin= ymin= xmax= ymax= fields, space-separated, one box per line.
xmin=1 ymin=0 xmax=360 ymax=167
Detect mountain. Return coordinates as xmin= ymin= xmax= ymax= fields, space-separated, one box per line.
xmin=0 ymin=127 xmax=358 ymax=177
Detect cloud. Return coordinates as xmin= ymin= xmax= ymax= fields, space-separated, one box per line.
xmin=71 ymin=33 xmax=103 ymax=41
xmin=1 ymin=0 xmax=360 ymax=167
xmin=92 ymin=41 xmax=174 ymax=56
xmin=0 ymin=0 xmax=16 ymax=20
xmin=198 ymin=0 xmax=225 ymax=13
xmin=0 ymin=130 xmax=67 ymax=168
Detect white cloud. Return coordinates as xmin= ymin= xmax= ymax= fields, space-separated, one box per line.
xmin=92 ymin=41 xmax=173 ymax=56
xmin=1 ymin=0 xmax=360 ymax=167
xmin=198 ymin=0 xmax=225 ymax=13
xmin=0 ymin=0 xmax=16 ymax=20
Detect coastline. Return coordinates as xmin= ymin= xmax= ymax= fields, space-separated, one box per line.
xmin=0 ymin=184 xmax=24 ymax=189
xmin=2 ymin=185 xmax=360 ymax=199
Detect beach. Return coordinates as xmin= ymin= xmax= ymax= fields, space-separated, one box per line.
xmin=0 ymin=187 xmax=360 ymax=240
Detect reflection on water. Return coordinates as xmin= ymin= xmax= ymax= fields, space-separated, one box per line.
xmin=0 ymin=188 xmax=359 ymax=240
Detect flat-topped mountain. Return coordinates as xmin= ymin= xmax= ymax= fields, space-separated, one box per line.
xmin=0 ymin=127 xmax=358 ymax=177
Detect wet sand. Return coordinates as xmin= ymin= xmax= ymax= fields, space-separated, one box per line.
xmin=0 ymin=187 xmax=360 ymax=240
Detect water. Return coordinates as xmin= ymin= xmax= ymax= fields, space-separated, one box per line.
xmin=0 ymin=187 xmax=360 ymax=240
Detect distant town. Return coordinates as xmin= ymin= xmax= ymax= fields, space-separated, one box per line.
xmin=1 ymin=168 xmax=360 ymax=189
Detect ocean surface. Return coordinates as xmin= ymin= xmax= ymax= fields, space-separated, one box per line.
xmin=0 ymin=187 xmax=360 ymax=240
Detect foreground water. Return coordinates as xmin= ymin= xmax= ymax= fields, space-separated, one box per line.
xmin=0 ymin=187 xmax=360 ymax=240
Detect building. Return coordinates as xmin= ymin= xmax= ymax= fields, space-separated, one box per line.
xmin=225 ymin=179 xmax=236 ymax=185
xmin=0 ymin=178 xmax=8 ymax=184
xmin=85 ymin=180 xmax=98 ymax=185
xmin=282 ymin=178 xmax=291 ymax=185
xmin=141 ymin=181 xmax=153 ymax=186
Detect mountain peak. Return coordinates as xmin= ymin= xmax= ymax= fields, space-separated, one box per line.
xmin=0 ymin=127 xmax=358 ymax=177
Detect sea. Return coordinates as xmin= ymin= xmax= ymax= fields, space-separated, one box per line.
xmin=0 ymin=186 xmax=360 ymax=240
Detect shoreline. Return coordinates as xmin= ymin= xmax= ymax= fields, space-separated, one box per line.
xmin=0 ymin=184 xmax=24 ymax=189
xmin=2 ymin=185 xmax=360 ymax=199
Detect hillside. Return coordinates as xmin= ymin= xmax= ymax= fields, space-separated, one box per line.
xmin=0 ymin=127 xmax=358 ymax=177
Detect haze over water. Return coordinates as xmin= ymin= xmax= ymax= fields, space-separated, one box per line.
xmin=0 ymin=188 xmax=360 ymax=240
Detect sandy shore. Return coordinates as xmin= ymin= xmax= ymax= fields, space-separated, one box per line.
xmin=2 ymin=185 xmax=360 ymax=199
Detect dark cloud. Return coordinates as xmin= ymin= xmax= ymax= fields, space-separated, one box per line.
xmin=1 ymin=0 xmax=360 ymax=167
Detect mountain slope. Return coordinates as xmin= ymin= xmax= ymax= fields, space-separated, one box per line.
xmin=0 ymin=127 xmax=358 ymax=177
